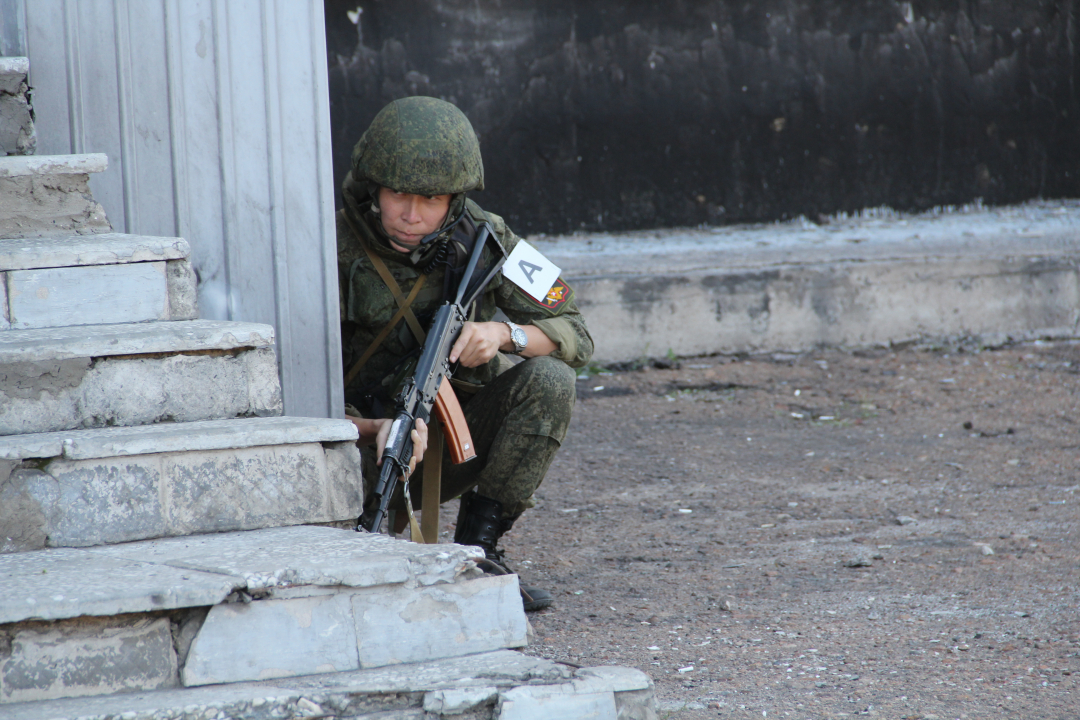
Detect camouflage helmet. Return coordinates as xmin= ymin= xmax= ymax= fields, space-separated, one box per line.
xmin=352 ymin=97 xmax=484 ymax=196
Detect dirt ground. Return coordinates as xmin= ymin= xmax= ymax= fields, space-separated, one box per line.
xmin=477 ymin=340 xmax=1079 ymax=719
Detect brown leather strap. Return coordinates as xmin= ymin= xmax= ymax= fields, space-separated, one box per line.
xmin=341 ymin=211 xmax=429 ymax=387
xmin=420 ymin=426 xmax=443 ymax=544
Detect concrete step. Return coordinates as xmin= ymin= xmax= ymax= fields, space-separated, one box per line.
xmin=0 ymin=648 xmax=656 ymax=719
xmin=0 ymin=418 xmax=362 ymax=552
xmin=0 ymin=232 xmax=198 ymax=330
xmin=537 ymin=200 xmax=1080 ymax=362
xmin=0 ymin=320 xmax=281 ymax=436
xmin=0 ymin=231 xmax=191 ymax=271
xmin=0 ymin=153 xmax=110 ymax=238
xmin=0 ymin=526 xmax=603 ymax=709
xmin=0 ymin=57 xmax=36 ymax=156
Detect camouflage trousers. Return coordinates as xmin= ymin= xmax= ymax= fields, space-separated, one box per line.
xmin=362 ymin=355 xmax=577 ymax=518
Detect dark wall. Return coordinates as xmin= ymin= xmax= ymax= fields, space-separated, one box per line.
xmin=325 ymin=1 xmax=1079 ymax=234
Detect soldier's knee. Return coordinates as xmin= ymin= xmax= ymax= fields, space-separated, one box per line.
xmin=496 ymin=356 xmax=576 ymax=443
xmin=517 ymin=356 xmax=577 ymax=399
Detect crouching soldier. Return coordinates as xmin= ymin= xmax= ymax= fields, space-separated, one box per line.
xmin=337 ymin=96 xmax=593 ymax=611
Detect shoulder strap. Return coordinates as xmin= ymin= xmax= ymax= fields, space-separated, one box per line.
xmin=343 ymin=211 xmax=428 ymax=343
xmin=342 ymin=211 xmax=429 ymax=387
xmin=343 ymin=275 xmax=426 ymax=388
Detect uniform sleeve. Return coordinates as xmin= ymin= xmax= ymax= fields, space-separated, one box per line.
xmin=481 ymin=211 xmax=594 ymax=369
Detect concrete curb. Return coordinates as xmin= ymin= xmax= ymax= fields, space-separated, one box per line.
xmin=536 ymin=201 xmax=1080 ymax=363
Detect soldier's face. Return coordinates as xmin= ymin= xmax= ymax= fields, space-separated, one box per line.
xmin=378 ymin=187 xmax=452 ymax=252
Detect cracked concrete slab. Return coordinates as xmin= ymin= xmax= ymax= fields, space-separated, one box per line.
xmin=0 ymin=528 xmax=652 ymax=710
xmin=0 ymin=58 xmax=35 ymax=157
xmin=1 ymin=530 xmax=527 ymax=696
xmin=181 ymin=592 xmax=362 ymax=685
xmin=0 ymin=548 xmax=237 ymax=624
xmin=0 ymin=443 xmax=363 ymax=551
xmin=87 ymin=526 xmax=481 ymax=591
xmin=1 ymin=528 xmax=483 ymax=625
xmin=0 ymin=173 xmax=112 ymax=238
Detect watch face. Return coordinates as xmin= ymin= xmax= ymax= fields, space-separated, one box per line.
xmin=511 ymin=327 xmax=528 ymax=349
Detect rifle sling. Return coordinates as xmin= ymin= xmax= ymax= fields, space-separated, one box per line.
xmin=342 ymin=211 xmax=430 ymax=387
xmin=365 ymin=250 xmax=428 ymax=345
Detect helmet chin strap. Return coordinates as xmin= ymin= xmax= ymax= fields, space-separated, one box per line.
xmin=418 ymin=210 xmax=467 ymax=246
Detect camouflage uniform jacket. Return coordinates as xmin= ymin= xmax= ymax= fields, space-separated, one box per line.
xmin=337 ymin=198 xmax=593 ymax=412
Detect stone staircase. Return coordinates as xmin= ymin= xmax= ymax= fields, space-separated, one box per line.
xmin=0 ymin=56 xmax=657 ymax=719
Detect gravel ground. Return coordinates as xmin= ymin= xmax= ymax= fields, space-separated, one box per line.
xmin=480 ymin=340 xmax=1079 ymax=719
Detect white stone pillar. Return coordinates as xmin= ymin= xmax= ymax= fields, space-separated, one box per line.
xmin=20 ymin=0 xmax=343 ymax=419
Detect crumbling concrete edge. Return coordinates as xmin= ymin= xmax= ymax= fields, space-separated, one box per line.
xmin=0 ymin=649 xmax=657 ymax=719
xmin=0 ymin=153 xmax=107 ymax=177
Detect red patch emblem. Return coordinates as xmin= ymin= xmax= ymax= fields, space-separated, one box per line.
xmin=540 ymin=278 xmax=572 ymax=309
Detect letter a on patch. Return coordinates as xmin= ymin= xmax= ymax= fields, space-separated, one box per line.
xmin=503 ymin=240 xmax=562 ymax=302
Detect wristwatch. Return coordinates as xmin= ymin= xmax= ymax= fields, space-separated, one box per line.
xmin=503 ymin=321 xmax=528 ymax=354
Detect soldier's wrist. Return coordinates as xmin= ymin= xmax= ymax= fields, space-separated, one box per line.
xmin=502 ymin=321 xmax=528 ymax=354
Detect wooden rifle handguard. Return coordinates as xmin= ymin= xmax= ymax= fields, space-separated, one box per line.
xmin=433 ymin=380 xmax=476 ymax=464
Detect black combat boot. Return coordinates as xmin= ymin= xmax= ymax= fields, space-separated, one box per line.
xmin=454 ymin=491 xmax=554 ymax=612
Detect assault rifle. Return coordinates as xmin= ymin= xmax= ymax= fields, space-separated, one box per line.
xmin=358 ymin=222 xmax=506 ymax=533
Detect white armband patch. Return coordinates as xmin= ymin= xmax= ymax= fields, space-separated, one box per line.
xmin=502 ymin=240 xmax=562 ymax=302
